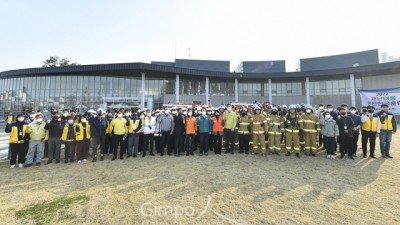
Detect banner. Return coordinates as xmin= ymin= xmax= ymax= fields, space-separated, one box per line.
xmin=359 ymin=87 xmax=400 ymax=115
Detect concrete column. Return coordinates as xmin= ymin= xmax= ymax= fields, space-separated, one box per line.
xmin=175 ymin=74 xmax=180 ymax=103
xmin=234 ymin=78 xmax=239 ymax=102
xmin=350 ymin=74 xmax=356 ymax=107
xmin=141 ymin=73 xmax=145 ymax=109
xmin=268 ymin=79 xmax=272 ymax=103
xmin=205 ymin=76 xmax=209 ymax=104
xmin=305 ymin=77 xmax=310 ymax=105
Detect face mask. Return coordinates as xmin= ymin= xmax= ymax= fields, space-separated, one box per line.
xmin=350 ymin=110 xmax=356 ymax=114
xmin=171 ymin=111 xmax=177 ymax=115
xmin=117 ymin=114 xmax=123 ymax=118
xmin=188 ymin=112 xmax=193 ymax=116
xmin=367 ymin=110 xmax=374 ymax=113
xmin=140 ymin=115 xmax=144 ymax=119
xmin=201 ymin=111 xmax=206 ymax=115
xmin=81 ymin=119 xmax=87 ymax=123
xmin=194 ymin=110 xmax=198 ymax=114
xmin=207 ymin=112 xmax=212 ymax=115
xmin=327 ymin=108 xmax=333 ymax=112
xmin=17 ymin=118 xmax=24 ymax=122
xmin=227 ymin=107 xmax=232 ymax=111
xmin=340 ymin=112 xmax=346 ymax=116
xmin=147 ymin=112 xmax=152 ymax=117
xmin=36 ymin=118 xmax=43 ymax=123
xmin=63 ymin=113 xmax=68 ymax=117
xmin=125 ymin=113 xmax=130 ymax=117
xmin=215 ymin=113 xmax=220 ymax=116
xmin=58 ymin=118 xmax=62 ymax=121
xmin=306 ymin=109 xmax=311 ymax=113
xmin=68 ymin=120 xmax=74 ymax=124
xmin=165 ymin=111 xmax=170 ymax=115
xmin=183 ymin=112 xmax=187 ymax=116
xmin=319 ymin=106 xmax=324 ymax=110
xmin=325 ymin=115 xmax=331 ymax=119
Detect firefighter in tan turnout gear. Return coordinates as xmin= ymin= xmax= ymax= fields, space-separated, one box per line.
xmin=267 ymin=107 xmax=284 ymax=154
xmin=285 ymin=104 xmax=302 ymax=158
xmin=238 ymin=107 xmax=252 ymax=154
xmin=251 ymin=105 xmax=266 ymax=156
xmin=301 ymin=104 xmax=320 ymax=156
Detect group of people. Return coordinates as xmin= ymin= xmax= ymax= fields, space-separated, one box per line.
xmin=5 ymin=101 xmax=397 ymax=169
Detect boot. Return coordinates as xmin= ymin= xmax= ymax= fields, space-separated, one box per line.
xmin=100 ymin=155 xmax=104 ymax=161
xmin=92 ymin=156 xmax=97 ymax=162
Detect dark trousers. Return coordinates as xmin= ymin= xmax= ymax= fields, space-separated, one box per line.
xmin=185 ymin=134 xmax=195 ymax=153
xmin=92 ymin=136 xmax=105 ymax=157
xmin=238 ymin=134 xmax=250 ymax=153
xmin=65 ymin=141 xmax=76 ymax=162
xmin=44 ymin=140 xmax=49 ymax=158
xmin=213 ymin=134 xmax=223 ymax=154
xmin=174 ymin=131 xmax=184 ymax=155
xmin=319 ymin=133 xmax=324 ymax=148
xmin=105 ymin=134 xmax=114 ymax=154
xmin=113 ymin=135 xmax=125 ymax=158
xmin=323 ymin=136 xmax=336 ymax=155
xmin=160 ymin=130 xmax=172 ymax=155
xmin=352 ymin=132 xmax=359 ymax=155
xmin=10 ymin=143 xmax=26 ymax=165
xmin=48 ymin=137 xmax=61 ymax=162
xmin=143 ymin=133 xmax=154 ymax=155
xmin=209 ymin=134 xmax=214 ymax=151
xmin=339 ymin=135 xmax=353 ymax=157
xmin=224 ymin=128 xmax=235 ymax=153
xmin=77 ymin=139 xmax=90 ymax=160
xmin=361 ymin=130 xmax=376 ymax=156
xmin=199 ymin=133 xmax=209 ymax=154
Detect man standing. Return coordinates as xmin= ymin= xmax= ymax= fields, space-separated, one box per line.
xmin=348 ymin=106 xmax=361 ymax=157
xmin=197 ymin=108 xmax=212 ymax=156
xmin=377 ymin=103 xmax=397 ymax=158
xmin=285 ymin=105 xmax=302 ymax=158
xmin=268 ymin=107 xmax=285 ymax=155
xmin=110 ymin=110 xmax=127 ymax=160
xmin=25 ymin=114 xmax=47 ymax=167
xmin=336 ymin=107 xmax=355 ymax=159
xmin=5 ymin=114 xmax=29 ymax=168
xmin=301 ymin=105 xmax=320 ymax=157
xmin=361 ymin=105 xmax=380 ymax=158
xmin=44 ymin=112 xmax=64 ymax=164
xmin=142 ymin=109 xmax=156 ymax=157
xmin=173 ymin=108 xmax=185 ymax=157
xmin=91 ymin=109 xmax=108 ymax=162
xmin=184 ymin=109 xmax=197 ymax=156
xmin=158 ymin=108 xmax=174 ymax=156
xmin=223 ymin=104 xmax=237 ymax=154
xmin=251 ymin=105 xmax=266 ymax=156
xmin=238 ymin=108 xmax=251 ymax=154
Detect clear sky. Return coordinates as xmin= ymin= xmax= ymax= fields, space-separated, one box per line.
xmin=1 ymin=0 xmax=399 ymax=72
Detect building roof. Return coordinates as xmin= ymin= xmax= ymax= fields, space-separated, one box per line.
xmin=1 ymin=61 xmax=400 ymax=79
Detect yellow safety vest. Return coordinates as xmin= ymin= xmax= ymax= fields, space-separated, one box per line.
xmin=380 ymin=115 xmax=394 ymax=131
xmin=9 ymin=125 xmax=28 ymax=143
xmin=76 ymin=122 xmax=91 ymax=141
xmin=362 ymin=116 xmax=378 ymax=132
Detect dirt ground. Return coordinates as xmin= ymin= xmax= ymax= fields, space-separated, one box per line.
xmin=1 ymin=134 xmax=399 ymax=225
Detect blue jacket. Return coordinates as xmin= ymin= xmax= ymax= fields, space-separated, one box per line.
xmin=197 ymin=115 xmax=212 ymax=133
xmin=91 ymin=116 xmax=108 ymax=137
xmin=348 ymin=114 xmax=361 ymax=134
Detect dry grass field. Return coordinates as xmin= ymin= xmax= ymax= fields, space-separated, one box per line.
xmin=1 ymin=134 xmax=400 ymax=225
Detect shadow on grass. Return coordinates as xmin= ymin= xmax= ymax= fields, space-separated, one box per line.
xmin=16 ymin=195 xmax=89 ymax=225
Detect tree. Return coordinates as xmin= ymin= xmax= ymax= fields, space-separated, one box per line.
xmin=42 ymin=56 xmax=80 ymax=67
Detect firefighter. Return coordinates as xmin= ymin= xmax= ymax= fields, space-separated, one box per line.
xmin=268 ymin=107 xmax=284 ymax=155
xmin=284 ymin=105 xmax=302 ymax=158
xmin=251 ymin=105 xmax=266 ymax=156
xmin=301 ymin=104 xmax=320 ymax=156
xmin=238 ymin=107 xmax=252 ymax=154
